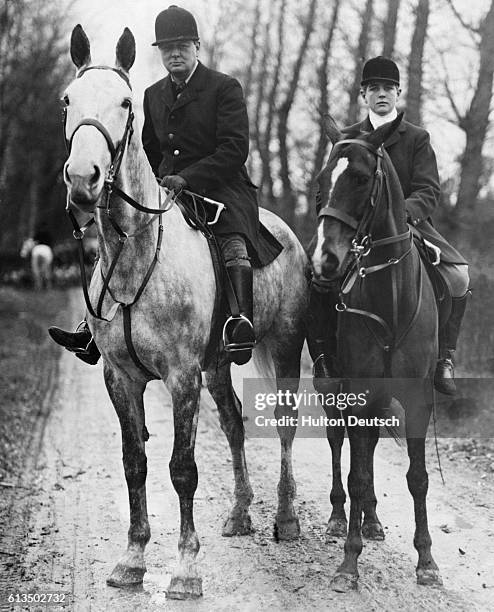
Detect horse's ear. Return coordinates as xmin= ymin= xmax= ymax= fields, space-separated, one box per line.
xmin=322 ymin=113 xmax=343 ymax=145
xmin=70 ymin=25 xmax=91 ymax=69
xmin=367 ymin=112 xmax=404 ymax=149
xmin=115 ymin=28 xmax=136 ymax=72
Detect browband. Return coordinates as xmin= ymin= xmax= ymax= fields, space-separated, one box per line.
xmin=77 ymin=65 xmax=132 ymax=90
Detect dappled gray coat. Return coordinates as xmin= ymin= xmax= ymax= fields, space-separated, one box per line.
xmin=344 ymin=116 xmax=466 ymax=265
xmin=142 ymin=61 xmax=282 ymax=267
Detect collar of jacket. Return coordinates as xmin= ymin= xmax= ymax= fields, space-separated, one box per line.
xmin=343 ymin=114 xmax=406 ymax=148
xmin=161 ymin=61 xmax=208 ymax=110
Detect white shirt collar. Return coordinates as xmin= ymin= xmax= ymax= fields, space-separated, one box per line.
xmin=170 ymin=59 xmax=198 ymax=85
xmin=368 ymin=108 xmax=398 ymax=129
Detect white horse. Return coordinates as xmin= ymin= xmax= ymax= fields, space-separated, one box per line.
xmin=63 ymin=25 xmax=309 ymax=599
xmin=20 ymin=238 xmax=53 ymax=290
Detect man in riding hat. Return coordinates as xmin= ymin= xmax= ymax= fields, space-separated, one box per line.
xmin=309 ymin=56 xmax=469 ymax=395
xmin=49 ymin=5 xmax=282 ymax=366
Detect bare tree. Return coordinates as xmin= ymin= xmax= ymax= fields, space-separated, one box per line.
xmin=242 ymin=0 xmax=262 ymax=102
xmin=277 ymin=0 xmax=318 ymax=227
xmin=382 ymin=0 xmax=401 ymax=57
xmin=444 ymin=0 xmax=494 ymax=218
xmin=308 ymin=0 xmax=342 ymax=211
xmin=346 ymin=0 xmax=375 ymax=125
xmin=406 ymin=0 xmax=430 ymax=125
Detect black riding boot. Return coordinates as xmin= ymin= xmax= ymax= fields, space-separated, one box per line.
xmin=223 ymin=265 xmax=255 ymax=366
xmin=48 ymin=320 xmax=101 ymax=365
xmin=434 ymin=292 xmax=469 ymax=395
xmin=307 ymin=283 xmax=338 ymax=378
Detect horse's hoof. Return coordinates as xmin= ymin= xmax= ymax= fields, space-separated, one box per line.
xmin=106 ymin=564 xmax=146 ymax=587
xmin=222 ymin=513 xmax=253 ymax=536
xmin=326 ymin=517 xmax=348 ymax=538
xmin=274 ymin=517 xmax=300 ymax=541
xmin=330 ymin=572 xmax=358 ymax=592
xmin=166 ymin=576 xmax=203 ymax=600
xmin=362 ymin=521 xmax=385 ymax=541
xmin=417 ymin=568 xmax=443 ymax=586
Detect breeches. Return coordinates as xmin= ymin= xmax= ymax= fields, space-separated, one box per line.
xmin=437 ymin=263 xmax=469 ymax=297
xmin=217 ymin=233 xmax=251 ymax=268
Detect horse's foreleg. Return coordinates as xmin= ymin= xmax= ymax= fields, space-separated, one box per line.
xmin=104 ymin=366 xmax=150 ymax=587
xmin=406 ymin=437 xmax=442 ymax=586
xmin=331 ymin=427 xmax=369 ymax=592
xmin=325 ymin=417 xmax=347 ymax=538
xmin=362 ymin=425 xmax=385 ymax=540
xmin=206 ymin=363 xmax=253 ymax=536
xmin=167 ymin=367 xmax=203 ymax=600
xmin=273 ymin=351 xmax=301 ymax=541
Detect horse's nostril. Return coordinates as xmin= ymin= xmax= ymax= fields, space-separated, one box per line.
xmin=90 ymin=165 xmax=101 ymax=184
xmin=321 ymin=252 xmax=339 ymax=278
xmin=64 ymin=163 xmax=71 ymax=184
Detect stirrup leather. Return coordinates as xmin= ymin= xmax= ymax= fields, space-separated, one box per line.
xmin=222 ymin=314 xmax=255 ymax=352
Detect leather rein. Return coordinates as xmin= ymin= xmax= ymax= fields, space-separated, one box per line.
xmin=316 ymin=138 xmax=422 ymax=375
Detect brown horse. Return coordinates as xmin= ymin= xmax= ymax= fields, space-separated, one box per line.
xmin=63 ymin=26 xmax=308 ymax=599
xmin=311 ymin=114 xmax=441 ymax=591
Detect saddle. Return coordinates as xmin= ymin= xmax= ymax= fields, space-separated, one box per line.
xmin=174 ymin=194 xmax=232 ymax=369
xmin=410 ymin=225 xmax=451 ymax=329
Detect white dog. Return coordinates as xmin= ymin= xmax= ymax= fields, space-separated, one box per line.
xmin=20 ymin=238 xmax=54 ymax=290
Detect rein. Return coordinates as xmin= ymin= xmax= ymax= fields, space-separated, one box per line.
xmin=316 ymin=138 xmax=422 ymax=376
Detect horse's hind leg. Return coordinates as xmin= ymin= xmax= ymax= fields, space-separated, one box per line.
xmin=167 ymin=367 xmax=203 ymax=599
xmin=362 ymin=425 xmax=385 ymax=540
xmin=205 ymin=362 xmax=253 ymax=536
xmin=325 ymin=414 xmax=347 ymax=538
xmin=104 ymin=366 xmax=150 ymax=587
xmin=406 ymin=437 xmax=442 ymax=586
xmin=272 ymin=345 xmax=302 ymax=541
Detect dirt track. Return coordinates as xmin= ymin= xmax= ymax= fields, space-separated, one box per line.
xmin=2 ymin=297 xmax=494 ymax=611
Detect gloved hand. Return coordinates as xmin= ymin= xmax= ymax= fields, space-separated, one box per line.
xmin=160 ymin=175 xmax=187 ymax=193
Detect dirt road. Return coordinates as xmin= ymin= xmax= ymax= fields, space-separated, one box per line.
xmin=2 ymin=303 xmax=494 ymax=611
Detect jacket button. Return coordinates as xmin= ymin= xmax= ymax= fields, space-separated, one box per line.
xmin=173 ymin=149 xmax=180 ymax=156
xmin=168 ymin=133 xmax=174 ymax=140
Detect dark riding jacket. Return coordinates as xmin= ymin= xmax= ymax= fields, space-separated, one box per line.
xmin=142 ymin=61 xmax=282 ymax=266
xmin=343 ymin=116 xmax=466 ymax=264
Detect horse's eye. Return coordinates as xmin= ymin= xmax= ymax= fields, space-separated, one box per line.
xmin=62 ymin=95 xmax=69 ymax=106
xmin=355 ymin=175 xmax=369 ymax=186
xmin=121 ymin=98 xmax=131 ymax=109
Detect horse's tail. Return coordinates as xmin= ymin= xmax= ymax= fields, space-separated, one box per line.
xmin=375 ymin=397 xmax=406 ymax=447
xmin=230 ymin=340 xmax=277 ymax=408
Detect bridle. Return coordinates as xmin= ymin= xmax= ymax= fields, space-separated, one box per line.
xmin=315 ymin=138 xmax=421 ymax=376
xmin=62 ymin=65 xmax=176 ymax=325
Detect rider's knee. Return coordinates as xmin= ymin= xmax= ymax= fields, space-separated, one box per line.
xmin=439 ymin=263 xmax=469 ymax=298
xmin=218 ymin=233 xmax=250 ymax=268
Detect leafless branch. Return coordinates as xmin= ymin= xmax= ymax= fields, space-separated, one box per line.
xmin=445 ymin=0 xmax=480 ymax=45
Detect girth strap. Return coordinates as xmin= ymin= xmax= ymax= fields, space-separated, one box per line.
xmin=122 ymin=306 xmax=156 ymax=378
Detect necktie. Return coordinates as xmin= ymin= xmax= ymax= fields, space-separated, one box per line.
xmin=174 ymin=81 xmax=186 ymax=99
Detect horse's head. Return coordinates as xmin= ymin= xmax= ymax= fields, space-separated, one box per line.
xmin=312 ymin=112 xmax=404 ymax=282
xmin=20 ymin=238 xmax=35 ymax=258
xmin=63 ymin=25 xmax=136 ymax=212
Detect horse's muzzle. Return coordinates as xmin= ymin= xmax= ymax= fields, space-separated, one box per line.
xmin=65 ymin=172 xmax=102 ymax=211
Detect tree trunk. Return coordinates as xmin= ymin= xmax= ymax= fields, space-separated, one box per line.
xmin=455 ymin=0 xmax=494 ymax=216
xmin=243 ymin=0 xmax=262 ymax=102
xmin=277 ymin=0 xmax=318 ymax=228
xmin=307 ymin=0 xmax=341 ymax=215
xmin=406 ymin=0 xmax=430 ymax=125
xmin=346 ymin=0 xmax=374 ymax=125
xmin=382 ymin=0 xmax=401 ymax=57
